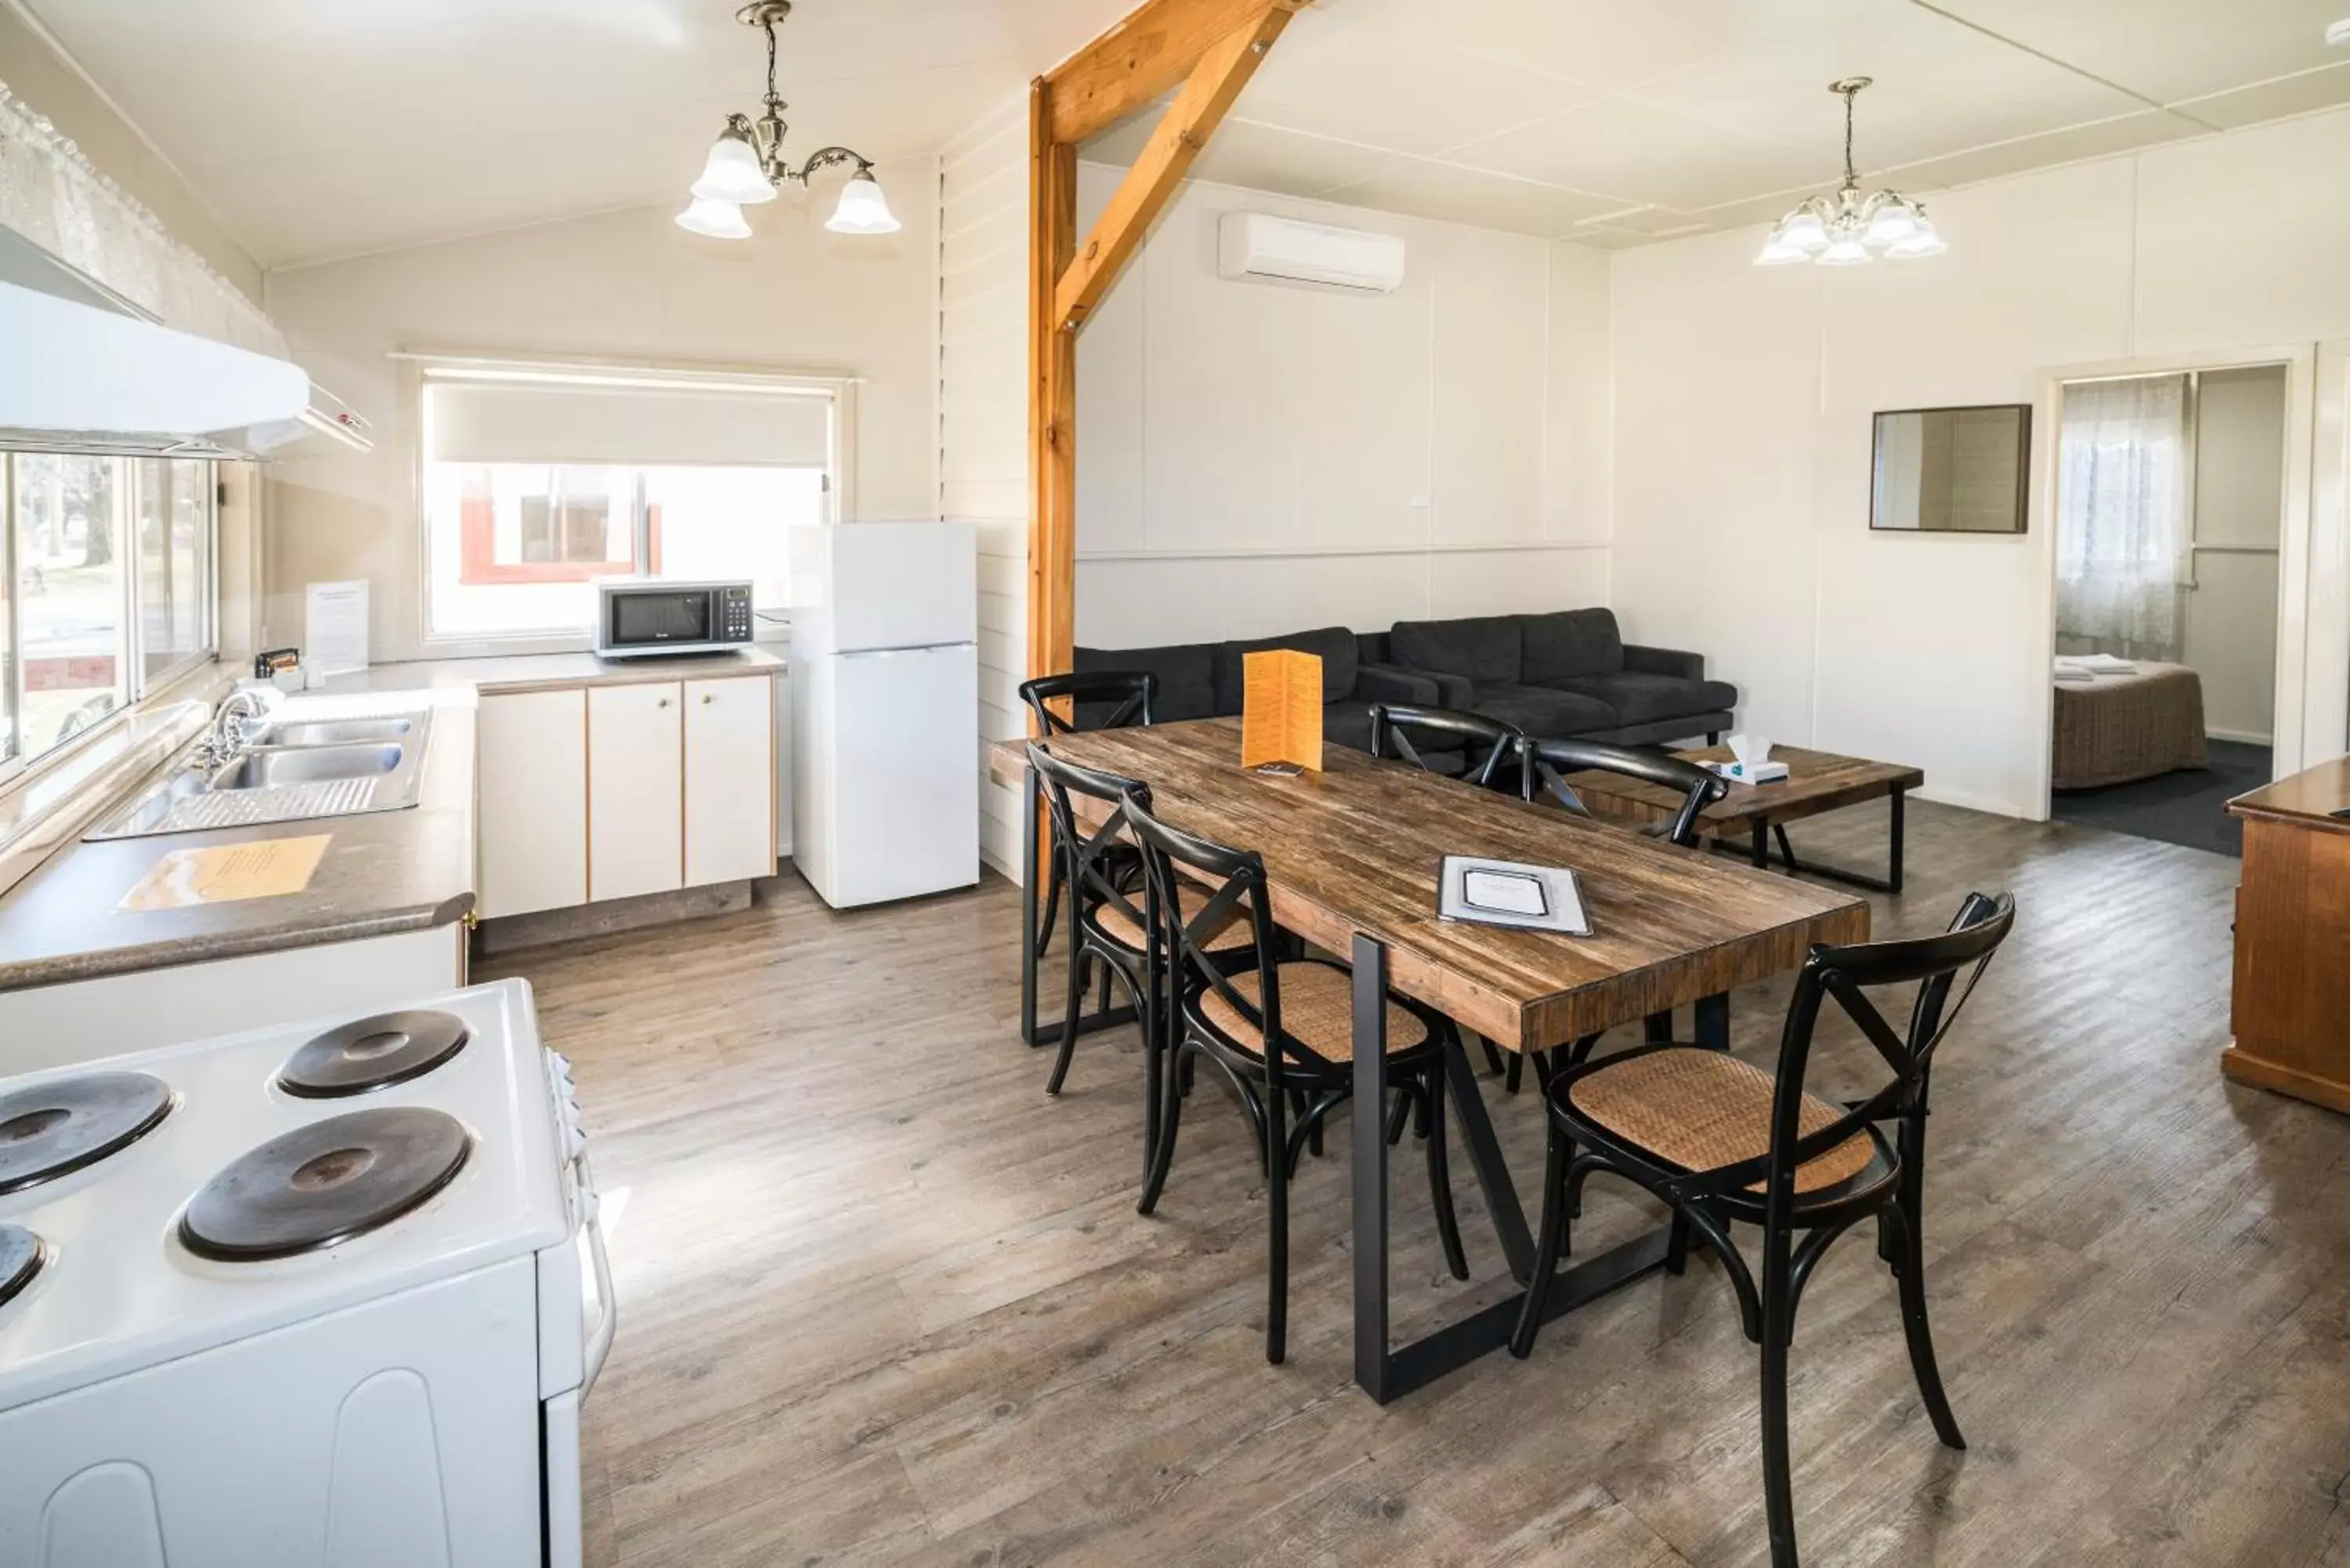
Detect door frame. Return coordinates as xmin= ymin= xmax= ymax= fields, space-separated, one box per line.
xmin=2028 ymin=342 xmax=2323 ymax=818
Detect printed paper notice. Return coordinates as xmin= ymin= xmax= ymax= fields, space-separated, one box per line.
xmin=306 ymin=579 xmax=370 ymax=676
xmin=1241 ymin=649 xmax=1323 ymax=772
xmin=119 ymin=835 xmax=333 ymax=912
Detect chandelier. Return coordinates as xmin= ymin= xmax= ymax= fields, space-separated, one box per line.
xmin=1755 ymin=78 xmax=1944 ymax=266
xmin=677 ymin=2 xmax=902 ymax=240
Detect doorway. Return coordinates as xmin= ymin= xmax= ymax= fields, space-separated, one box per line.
xmin=2048 ymin=363 xmax=2287 ymax=855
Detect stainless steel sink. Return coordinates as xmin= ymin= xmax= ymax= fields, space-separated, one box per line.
xmin=244 ymin=717 xmax=414 ymax=748
xmin=84 ymin=709 xmax=434 ymax=841
xmin=210 ymin=742 xmax=404 ymax=789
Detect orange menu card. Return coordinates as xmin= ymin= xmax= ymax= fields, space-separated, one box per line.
xmin=119 ymin=834 xmax=333 ymax=912
xmin=1241 ymin=650 xmax=1324 ymax=771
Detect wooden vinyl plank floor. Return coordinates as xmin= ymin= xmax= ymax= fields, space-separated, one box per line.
xmin=481 ymin=797 xmax=2350 ymax=1568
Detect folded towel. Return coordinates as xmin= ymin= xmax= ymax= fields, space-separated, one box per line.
xmin=2055 ymin=653 xmax=2138 ymax=675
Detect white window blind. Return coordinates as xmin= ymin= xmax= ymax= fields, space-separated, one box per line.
xmin=423 ymin=374 xmax=832 ymax=468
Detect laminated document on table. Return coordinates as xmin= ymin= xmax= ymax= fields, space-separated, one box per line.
xmin=1438 ymin=854 xmax=1590 ymax=935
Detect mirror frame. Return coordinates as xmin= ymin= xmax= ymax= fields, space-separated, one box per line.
xmin=1868 ymin=403 xmax=2033 ymax=535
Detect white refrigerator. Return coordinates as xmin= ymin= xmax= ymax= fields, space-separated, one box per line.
xmin=790 ymin=522 xmax=980 ymax=908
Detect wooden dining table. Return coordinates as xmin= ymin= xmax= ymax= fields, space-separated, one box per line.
xmin=989 ymin=717 xmax=1870 ymax=1402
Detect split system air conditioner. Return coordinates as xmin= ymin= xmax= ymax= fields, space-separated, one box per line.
xmin=1216 ymin=211 xmax=1405 ymax=295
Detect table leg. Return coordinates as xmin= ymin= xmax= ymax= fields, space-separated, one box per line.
xmin=1443 ymin=1039 xmax=1534 ymax=1283
xmin=1751 ymin=819 xmax=1770 ymax=869
xmin=1696 ymin=992 xmax=1730 ymax=1052
xmin=1021 ymin=766 xmax=1043 ymax=1046
xmin=1889 ymin=786 xmax=1906 ymax=894
xmin=1351 ymin=934 xmax=1672 ymax=1405
xmin=1350 ymin=936 xmax=1394 ymax=1402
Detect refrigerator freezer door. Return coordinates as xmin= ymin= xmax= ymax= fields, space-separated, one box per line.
xmin=824 ymin=643 xmax=980 ymax=906
xmin=828 ymin=522 xmax=976 ymax=653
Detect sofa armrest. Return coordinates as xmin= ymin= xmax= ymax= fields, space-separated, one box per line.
xmin=1623 ymin=643 xmax=1705 ymax=681
xmin=1354 ymin=663 xmax=1441 ymax=706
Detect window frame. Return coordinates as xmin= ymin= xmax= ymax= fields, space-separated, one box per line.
xmin=410 ymin=356 xmax=851 ymax=658
xmin=0 ymin=447 xmax=220 ymax=793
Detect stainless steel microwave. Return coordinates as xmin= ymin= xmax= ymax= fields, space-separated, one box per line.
xmin=594 ymin=579 xmax=755 ymax=658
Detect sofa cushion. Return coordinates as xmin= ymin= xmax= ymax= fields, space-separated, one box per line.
xmin=1390 ymin=616 xmax=1522 ymax=687
xmin=1520 ymin=609 xmax=1625 ymax=683
xmin=1072 ymin=642 xmax=1217 ymax=724
xmin=1553 ymin=672 xmax=1739 ymax=729
xmin=1465 ymin=685 xmax=1619 ymax=739
xmin=1213 ymin=625 xmax=1360 ymax=712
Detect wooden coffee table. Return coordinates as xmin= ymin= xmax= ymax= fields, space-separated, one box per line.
xmin=1558 ymin=743 xmax=1925 ymax=894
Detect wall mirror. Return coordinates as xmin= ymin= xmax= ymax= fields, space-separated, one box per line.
xmin=1870 ymin=404 xmax=2031 ymax=533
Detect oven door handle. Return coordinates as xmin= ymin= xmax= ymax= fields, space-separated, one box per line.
xmin=579 ymin=1160 xmax=619 ymax=1397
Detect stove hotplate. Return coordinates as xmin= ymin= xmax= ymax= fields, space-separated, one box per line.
xmin=179 ymin=1107 xmax=473 ymax=1263
xmin=278 ymin=1010 xmax=471 ymax=1100
xmin=0 ymin=1072 xmax=174 ymax=1197
xmin=0 ymin=1224 xmax=42 ymax=1310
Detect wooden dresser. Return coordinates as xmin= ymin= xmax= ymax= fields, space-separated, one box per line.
xmin=2225 ymin=758 xmax=2350 ymax=1113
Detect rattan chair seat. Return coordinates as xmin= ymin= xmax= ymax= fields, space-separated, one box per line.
xmin=1566 ymin=1048 xmax=1877 ymax=1194
xmin=1196 ymin=961 xmax=1433 ymax=1060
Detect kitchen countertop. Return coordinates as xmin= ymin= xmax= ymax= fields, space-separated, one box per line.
xmin=0 ymin=647 xmax=787 ymax=995
xmin=0 ymin=686 xmax=479 ymax=994
xmin=311 ymin=646 xmax=784 ymax=697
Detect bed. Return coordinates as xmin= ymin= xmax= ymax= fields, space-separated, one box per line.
xmin=2052 ymin=659 xmax=2209 ymax=789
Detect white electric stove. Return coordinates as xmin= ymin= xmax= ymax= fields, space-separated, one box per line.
xmin=0 ymin=978 xmax=613 ymax=1568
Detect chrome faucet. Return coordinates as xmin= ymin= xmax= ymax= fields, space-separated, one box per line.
xmin=194 ymin=688 xmax=270 ymax=770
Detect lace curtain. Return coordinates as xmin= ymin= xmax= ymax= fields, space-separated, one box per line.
xmin=2055 ymin=374 xmax=2190 ymax=663
xmin=0 ymin=80 xmax=286 ymax=359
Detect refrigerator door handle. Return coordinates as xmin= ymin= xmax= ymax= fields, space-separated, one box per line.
xmin=837 ymin=642 xmax=975 ymax=658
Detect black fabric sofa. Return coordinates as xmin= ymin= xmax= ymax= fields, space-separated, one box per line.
xmin=1068 ymin=609 xmax=1733 ymax=757
xmin=1385 ymin=609 xmax=1735 ymax=749
xmin=1070 ymin=624 xmax=1441 ymax=753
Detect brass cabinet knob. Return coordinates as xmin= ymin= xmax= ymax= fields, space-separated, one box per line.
xmin=657 ymin=697 xmax=671 ymax=708
xmin=702 ymin=693 xmax=714 ymax=705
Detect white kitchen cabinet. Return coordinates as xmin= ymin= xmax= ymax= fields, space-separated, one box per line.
xmin=684 ymin=677 xmax=774 ymax=886
xmin=477 ymin=690 xmax=588 ymax=917
xmin=588 ymin=682 xmax=683 ymax=901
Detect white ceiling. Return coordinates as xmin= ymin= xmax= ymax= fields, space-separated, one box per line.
xmin=20 ymin=0 xmax=2350 ymax=269
xmin=14 ymin=0 xmax=1133 ymax=269
xmin=1088 ymin=0 xmax=2350 ymax=245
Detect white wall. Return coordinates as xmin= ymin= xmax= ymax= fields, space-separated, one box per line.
xmin=262 ymin=167 xmax=940 ymax=664
xmin=1609 ymin=107 xmax=2350 ymax=818
xmin=1072 ymin=163 xmax=1611 ymax=650
xmin=939 ymin=99 xmax=1032 ymax=879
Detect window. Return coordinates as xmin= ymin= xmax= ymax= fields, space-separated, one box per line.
xmin=136 ymin=457 xmax=214 ymax=684
xmin=4 ymin=450 xmax=216 ymax=773
xmin=420 ymin=364 xmax=837 ymax=645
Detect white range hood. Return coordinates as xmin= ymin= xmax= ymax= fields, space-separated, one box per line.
xmin=0 ymin=226 xmax=331 ymax=454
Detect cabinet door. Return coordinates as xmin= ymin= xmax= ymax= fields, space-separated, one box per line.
xmin=588 ymin=682 xmax=683 ymax=901
xmin=477 ymin=690 xmax=587 ymax=917
xmin=684 ymin=677 xmax=774 ymax=886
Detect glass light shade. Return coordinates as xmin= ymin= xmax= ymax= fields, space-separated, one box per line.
xmin=1777 ymin=210 xmax=1830 ymax=252
xmin=674 ymin=197 xmax=752 ymax=240
xmin=691 ymin=129 xmax=778 ymax=205
xmin=1755 ymin=237 xmax=1812 ymax=266
xmin=1885 ymin=219 xmax=1947 ymax=258
xmin=825 ymin=172 xmax=902 ymax=236
xmin=1817 ymin=236 xmax=1872 ymax=266
xmin=1862 ymin=201 xmax=1919 ymax=247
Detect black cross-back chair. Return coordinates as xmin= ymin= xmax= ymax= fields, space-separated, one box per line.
xmin=1018 ymin=671 xmax=1156 ymax=956
xmin=1368 ymin=703 xmax=1523 ymax=789
xmin=1520 ymin=734 xmax=1729 ymax=847
xmin=1026 ymin=744 xmax=1219 ymax=1182
xmin=1121 ymin=794 xmax=1470 ymax=1365
xmin=1497 ymin=735 xmax=1737 ymax=1093
xmin=1509 ymin=891 xmax=2016 ymax=1568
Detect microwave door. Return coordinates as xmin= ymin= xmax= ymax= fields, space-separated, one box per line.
xmin=611 ymin=592 xmax=709 ymax=648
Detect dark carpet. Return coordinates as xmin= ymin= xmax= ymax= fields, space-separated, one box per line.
xmin=2052 ymin=739 xmax=2271 ymax=857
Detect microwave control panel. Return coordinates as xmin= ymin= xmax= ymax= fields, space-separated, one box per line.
xmin=721 ymin=584 xmax=754 ymax=641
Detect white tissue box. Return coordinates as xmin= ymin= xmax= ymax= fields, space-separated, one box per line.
xmin=1708 ymin=759 xmax=1789 ymax=784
